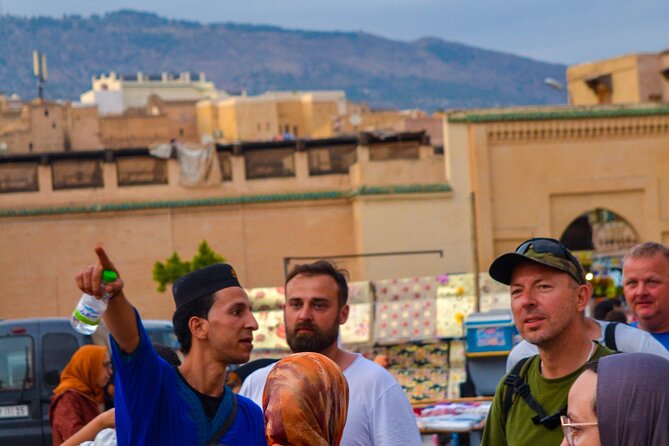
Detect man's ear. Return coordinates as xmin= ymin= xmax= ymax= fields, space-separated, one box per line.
xmin=576 ymin=282 xmax=593 ymax=312
xmin=188 ymin=316 xmax=209 ymax=342
xmin=339 ymin=304 xmax=350 ymax=325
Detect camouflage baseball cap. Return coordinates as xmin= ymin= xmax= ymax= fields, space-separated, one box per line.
xmin=489 ymin=237 xmax=586 ymax=285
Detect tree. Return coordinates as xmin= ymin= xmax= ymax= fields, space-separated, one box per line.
xmin=152 ymin=241 xmax=226 ymax=292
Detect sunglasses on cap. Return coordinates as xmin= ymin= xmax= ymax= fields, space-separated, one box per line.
xmin=514 ymin=237 xmax=586 ymax=285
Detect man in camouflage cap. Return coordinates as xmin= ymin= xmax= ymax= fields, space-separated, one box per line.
xmin=481 ymin=238 xmax=612 ymax=446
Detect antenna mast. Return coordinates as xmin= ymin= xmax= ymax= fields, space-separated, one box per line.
xmin=33 ymin=50 xmax=48 ymax=101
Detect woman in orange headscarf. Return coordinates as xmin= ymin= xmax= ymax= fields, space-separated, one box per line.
xmin=48 ymin=345 xmax=113 ymax=446
xmin=263 ymin=352 xmax=349 ymax=446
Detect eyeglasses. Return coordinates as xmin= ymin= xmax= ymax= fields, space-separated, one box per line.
xmin=560 ymin=415 xmax=598 ymax=446
xmin=102 ymin=361 xmax=113 ymax=370
xmin=515 ymin=237 xmax=586 ymax=284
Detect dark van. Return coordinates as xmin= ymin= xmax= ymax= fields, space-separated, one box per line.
xmin=0 ymin=318 xmax=177 ymax=446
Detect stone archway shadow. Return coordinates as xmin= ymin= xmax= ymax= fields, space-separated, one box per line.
xmin=559 ymin=208 xmax=639 ymax=254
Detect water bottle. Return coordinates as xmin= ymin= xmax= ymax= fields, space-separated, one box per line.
xmin=71 ymin=270 xmax=118 ymax=334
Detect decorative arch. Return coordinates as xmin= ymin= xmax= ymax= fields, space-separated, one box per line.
xmin=560 ymin=208 xmax=639 ymax=254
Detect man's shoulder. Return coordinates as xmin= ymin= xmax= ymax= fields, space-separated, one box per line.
xmin=244 ymin=362 xmax=275 ymax=384
xmin=346 ymin=354 xmax=393 ymax=379
xmin=608 ymin=321 xmax=669 ymax=355
xmin=238 ymin=361 xmax=276 ymax=404
xmin=506 ymin=340 xmax=539 ymax=371
xmin=345 ymin=354 xmax=405 ymax=395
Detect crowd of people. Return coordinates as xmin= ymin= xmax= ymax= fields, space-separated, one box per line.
xmin=47 ymin=239 xmax=669 ymax=445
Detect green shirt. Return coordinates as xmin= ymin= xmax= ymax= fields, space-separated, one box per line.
xmin=481 ymin=344 xmax=611 ymax=446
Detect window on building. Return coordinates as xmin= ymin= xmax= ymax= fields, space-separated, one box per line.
xmin=244 ymin=148 xmax=295 ymax=180
xmin=116 ymin=156 xmax=168 ymax=187
xmin=585 ymin=74 xmax=613 ymax=104
xmin=308 ymin=145 xmax=357 ymax=175
xmin=52 ymin=159 xmax=104 ymax=190
xmin=369 ymin=141 xmax=420 ymax=161
xmin=0 ymin=163 xmax=39 ymax=193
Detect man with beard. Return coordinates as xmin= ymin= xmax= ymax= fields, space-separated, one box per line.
xmin=240 ymin=260 xmax=421 ymax=446
xmin=481 ymin=238 xmax=613 ymax=446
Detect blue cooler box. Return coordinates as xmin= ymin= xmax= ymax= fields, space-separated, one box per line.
xmin=464 ymin=309 xmax=518 ymax=396
xmin=465 ymin=309 xmax=517 ymax=354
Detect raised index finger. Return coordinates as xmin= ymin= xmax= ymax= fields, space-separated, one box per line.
xmin=95 ymin=246 xmax=117 ymax=273
xmin=92 ymin=246 xmax=119 ymax=297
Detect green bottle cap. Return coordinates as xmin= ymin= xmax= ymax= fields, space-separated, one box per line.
xmin=102 ymin=270 xmax=118 ymax=283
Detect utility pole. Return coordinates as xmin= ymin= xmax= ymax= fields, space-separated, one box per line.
xmin=33 ymin=50 xmax=48 ymax=101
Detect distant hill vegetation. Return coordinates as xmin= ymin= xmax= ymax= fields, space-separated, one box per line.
xmin=0 ymin=10 xmax=567 ymax=111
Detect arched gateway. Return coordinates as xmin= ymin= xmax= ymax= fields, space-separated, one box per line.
xmin=559 ymin=208 xmax=639 ymax=299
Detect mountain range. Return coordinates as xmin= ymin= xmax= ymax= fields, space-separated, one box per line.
xmin=0 ymin=10 xmax=567 ymax=111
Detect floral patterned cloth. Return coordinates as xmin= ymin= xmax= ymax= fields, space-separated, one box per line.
xmin=373 ymin=276 xmax=440 ymax=342
xmin=263 ymin=353 xmax=349 ymax=446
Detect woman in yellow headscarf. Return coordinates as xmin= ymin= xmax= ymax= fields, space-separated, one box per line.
xmin=263 ymin=352 xmax=349 ymax=446
xmin=48 ymin=345 xmax=113 ymax=446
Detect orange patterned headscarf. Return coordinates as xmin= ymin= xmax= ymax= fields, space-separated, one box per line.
xmin=52 ymin=345 xmax=107 ymax=403
xmin=263 ymin=352 xmax=349 ymax=446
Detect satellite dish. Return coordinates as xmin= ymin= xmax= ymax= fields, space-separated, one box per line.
xmin=349 ymin=113 xmax=361 ymax=126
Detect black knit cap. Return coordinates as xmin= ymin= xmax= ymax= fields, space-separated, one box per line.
xmin=172 ymin=263 xmax=241 ymax=310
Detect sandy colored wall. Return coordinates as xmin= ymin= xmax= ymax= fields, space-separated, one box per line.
xmin=68 ymin=106 xmax=102 ymax=150
xmin=448 ymin=109 xmax=669 ymax=270
xmin=0 ymin=139 xmax=463 ymax=319
xmin=99 ymin=115 xmax=171 ymax=148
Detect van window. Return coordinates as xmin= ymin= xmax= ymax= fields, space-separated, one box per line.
xmin=42 ymin=333 xmax=80 ymax=388
xmin=147 ymin=330 xmax=180 ymax=351
xmin=0 ymin=336 xmax=34 ymax=391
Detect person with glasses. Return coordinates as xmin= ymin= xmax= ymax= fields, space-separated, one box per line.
xmin=561 ymin=352 xmax=669 ymax=446
xmin=481 ymin=238 xmax=614 ymax=446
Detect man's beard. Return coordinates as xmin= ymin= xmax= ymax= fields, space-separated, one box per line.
xmin=286 ymin=320 xmax=339 ymax=353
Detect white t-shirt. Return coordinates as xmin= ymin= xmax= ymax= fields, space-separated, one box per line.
xmin=240 ymin=353 xmax=421 ymax=446
xmin=506 ymin=319 xmax=669 ymax=372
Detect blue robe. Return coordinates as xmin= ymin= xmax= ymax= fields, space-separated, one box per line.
xmin=111 ymin=309 xmax=265 ymax=446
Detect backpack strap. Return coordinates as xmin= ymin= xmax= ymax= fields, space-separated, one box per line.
xmin=206 ymin=394 xmax=238 ymax=446
xmin=502 ymin=355 xmax=563 ymax=430
xmin=604 ymin=322 xmax=619 ymax=351
xmin=502 ymin=356 xmax=530 ymax=419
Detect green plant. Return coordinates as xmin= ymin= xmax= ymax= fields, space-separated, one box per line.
xmin=152 ymin=241 xmax=225 ymax=292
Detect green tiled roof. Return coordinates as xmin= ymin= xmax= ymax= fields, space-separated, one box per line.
xmin=0 ymin=183 xmax=452 ymax=217
xmin=447 ymin=104 xmax=669 ymax=123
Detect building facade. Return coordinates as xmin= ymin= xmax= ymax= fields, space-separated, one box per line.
xmin=197 ymin=90 xmax=347 ymax=142
xmin=568 ymin=51 xmax=669 ymax=105
xmin=444 ymin=103 xmax=669 ymax=273
xmin=80 ymin=71 xmax=218 ymax=115
xmin=0 ymin=132 xmax=474 ymax=320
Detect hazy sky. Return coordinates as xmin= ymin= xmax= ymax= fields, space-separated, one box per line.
xmin=2 ymin=0 xmax=668 ymax=65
